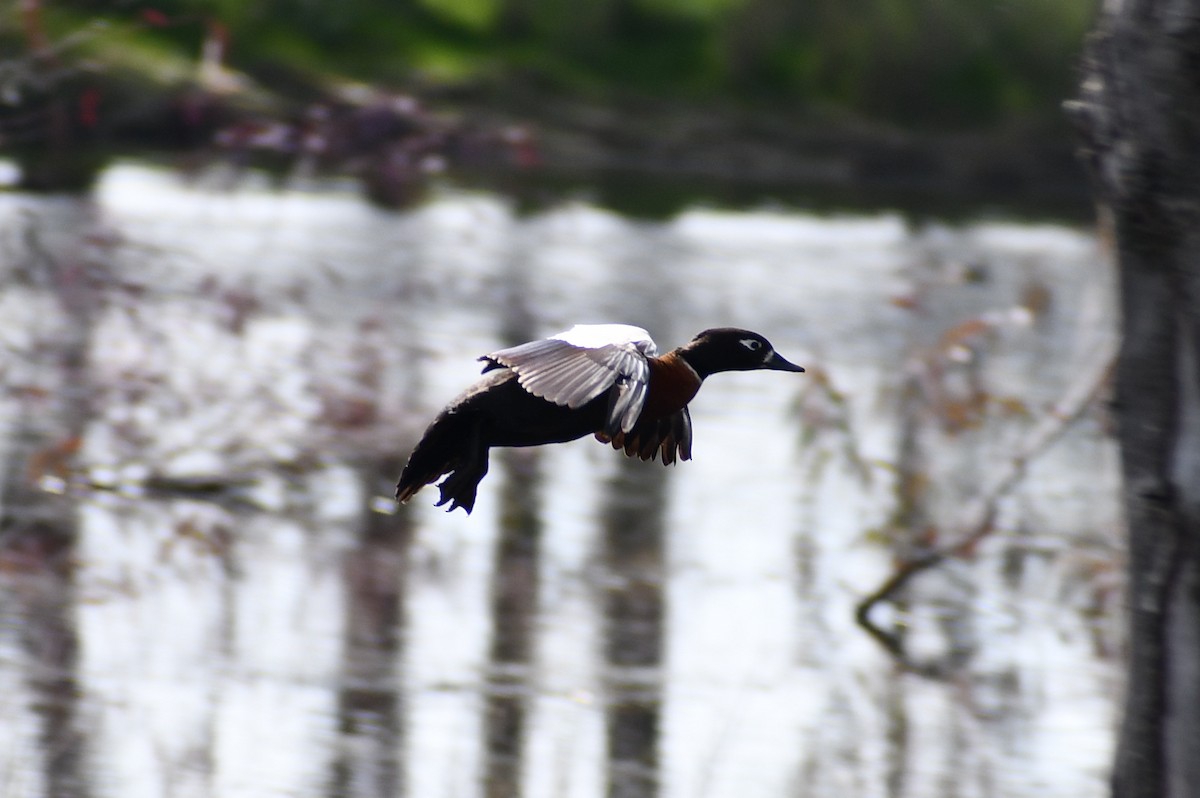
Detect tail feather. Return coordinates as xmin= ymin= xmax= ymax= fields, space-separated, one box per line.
xmin=396 ymin=412 xmax=489 ymax=514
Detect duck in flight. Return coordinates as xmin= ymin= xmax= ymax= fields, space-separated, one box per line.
xmin=395 ymin=324 xmax=805 ymax=513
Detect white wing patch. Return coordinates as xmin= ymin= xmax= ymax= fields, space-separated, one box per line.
xmin=555 ymin=324 xmax=655 ymax=352
xmin=481 ymin=325 xmax=657 ymax=433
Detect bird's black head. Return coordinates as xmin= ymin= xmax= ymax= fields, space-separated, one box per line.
xmin=679 ymin=328 xmax=805 ymax=378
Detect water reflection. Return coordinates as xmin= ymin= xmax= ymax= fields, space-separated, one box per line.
xmin=0 ymin=165 xmax=1121 ymax=798
xmin=484 ymin=448 xmax=543 ymax=798
xmin=333 ymin=459 xmax=409 ymax=798
xmin=7 ymin=519 xmax=88 ymax=798
xmin=603 ymin=461 xmax=667 ymax=798
xmin=1 ymin=195 xmax=96 ymax=798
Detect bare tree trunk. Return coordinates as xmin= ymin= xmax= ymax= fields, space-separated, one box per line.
xmin=1070 ymin=3 xmax=1200 ymax=796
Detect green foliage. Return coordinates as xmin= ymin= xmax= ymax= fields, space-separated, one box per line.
xmin=420 ymin=0 xmax=503 ymax=32
xmin=634 ymin=0 xmax=748 ymax=23
xmin=34 ymin=0 xmax=1092 ymax=127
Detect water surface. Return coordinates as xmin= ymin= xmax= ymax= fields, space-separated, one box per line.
xmin=0 ymin=165 xmax=1120 ymax=797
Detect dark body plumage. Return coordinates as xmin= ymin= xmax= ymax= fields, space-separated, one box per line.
xmin=396 ymin=325 xmax=804 ymax=513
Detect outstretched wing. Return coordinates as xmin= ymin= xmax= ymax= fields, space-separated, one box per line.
xmin=480 ymin=324 xmax=656 ymax=434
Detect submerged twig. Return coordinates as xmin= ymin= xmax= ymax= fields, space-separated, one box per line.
xmin=856 ymin=340 xmax=1117 ymax=677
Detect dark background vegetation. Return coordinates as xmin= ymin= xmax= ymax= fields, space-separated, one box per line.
xmin=0 ymin=0 xmax=1096 ymax=213
xmin=45 ymin=0 xmax=1088 ymax=124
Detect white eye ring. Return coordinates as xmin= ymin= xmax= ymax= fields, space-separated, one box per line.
xmin=740 ymin=338 xmax=763 ymax=351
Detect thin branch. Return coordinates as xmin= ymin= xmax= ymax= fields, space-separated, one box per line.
xmin=857 ymin=340 xmax=1118 ymax=677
